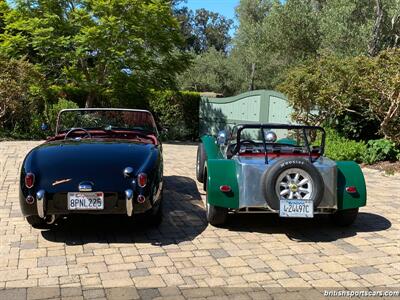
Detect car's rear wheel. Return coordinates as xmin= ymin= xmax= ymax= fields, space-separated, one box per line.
xmin=206 ymin=202 xmax=228 ymax=226
xmin=146 ymin=197 xmax=163 ymax=227
xmin=204 ymin=174 xmax=228 ymax=226
xmin=331 ymin=208 xmax=359 ymax=226
xmin=196 ymin=143 xmax=206 ymax=183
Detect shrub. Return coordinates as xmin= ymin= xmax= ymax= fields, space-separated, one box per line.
xmin=46 ymin=99 xmax=79 ymax=132
xmin=0 ymin=56 xmax=46 ymax=139
xmin=323 ymin=129 xmax=367 ymax=163
xmin=148 ymin=90 xmax=201 ymax=140
xmin=362 ymin=139 xmax=400 ymax=165
xmin=278 ymin=49 xmax=400 ymax=145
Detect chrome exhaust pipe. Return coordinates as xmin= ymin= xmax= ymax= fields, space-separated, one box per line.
xmin=45 ymin=215 xmax=56 ymax=225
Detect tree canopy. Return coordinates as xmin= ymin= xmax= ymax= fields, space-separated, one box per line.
xmin=174 ymin=6 xmax=233 ymax=53
xmin=0 ymin=0 xmax=189 ymax=107
xmin=179 ymin=0 xmax=400 ymax=97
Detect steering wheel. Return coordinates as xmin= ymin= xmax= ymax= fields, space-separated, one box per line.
xmin=232 ymin=139 xmax=258 ymax=155
xmin=64 ymin=128 xmax=92 ymax=140
xmin=240 ymin=139 xmax=258 ymax=147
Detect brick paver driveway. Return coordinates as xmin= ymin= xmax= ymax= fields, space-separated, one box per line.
xmin=0 ymin=141 xmax=399 ymax=299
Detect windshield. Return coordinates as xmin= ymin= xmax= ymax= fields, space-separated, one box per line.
xmin=227 ymin=124 xmax=325 ymax=158
xmin=56 ymin=109 xmax=157 ymax=134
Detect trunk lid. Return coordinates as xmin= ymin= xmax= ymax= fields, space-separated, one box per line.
xmin=26 ymin=139 xmax=157 ymax=192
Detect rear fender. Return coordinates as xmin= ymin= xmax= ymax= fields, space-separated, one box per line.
xmin=336 ymin=161 xmax=367 ymax=210
xmin=200 ymin=135 xmax=223 ymax=159
xmin=206 ymin=159 xmax=239 ymax=209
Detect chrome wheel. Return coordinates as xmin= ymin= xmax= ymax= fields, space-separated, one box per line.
xmin=275 ymin=168 xmax=314 ymax=200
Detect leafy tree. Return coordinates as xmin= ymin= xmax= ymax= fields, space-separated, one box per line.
xmin=318 ymin=0 xmax=375 ymax=56
xmin=277 ymin=50 xmax=400 ymax=144
xmin=361 ymin=49 xmax=400 ymax=143
xmin=263 ymin=0 xmax=321 ymax=63
xmin=192 ymin=8 xmax=233 ymax=53
xmin=0 ymin=0 xmax=7 ymax=34
xmin=174 ymin=6 xmax=197 ymax=51
xmin=1 ymin=0 xmax=189 ymax=108
xmin=174 ymin=6 xmax=233 ymax=53
xmin=234 ymin=0 xmax=275 ymax=90
xmin=178 ymin=47 xmax=241 ymax=96
xmin=0 ymin=55 xmax=45 ymax=135
xmin=233 ymin=0 xmax=320 ymax=91
xmin=379 ymin=0 xmax=400 ymax=50
xmin=318 ymin=0 xmax=399 ymax=56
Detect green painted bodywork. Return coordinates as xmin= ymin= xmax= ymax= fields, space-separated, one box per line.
xmin=206 ymin=159 xmax=240 ymax=209
xmin=201 ymin=135 xmax=223 ymax=159
xmin=336 ymin=161 xmax=367 ymax=210
xmin=201 ymin=135 xmax=367 ymax=212
xmin=201 ymin=135 xmax=239 ymax=209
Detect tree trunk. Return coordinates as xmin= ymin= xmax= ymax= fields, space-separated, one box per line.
xmin=85 ymin=90 xmax=95 ymax=108
xmin=380 ymin=93 xmax=399 ymax=142
xmin=390 ymin=13 xmax=400 ymax=48
xmin=368 ymin=0 xmax=384 ymax=57
xmin=248 ymin=62 xmax=256 ymax=91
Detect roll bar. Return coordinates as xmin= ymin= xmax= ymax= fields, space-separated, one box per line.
xmin=233 ymin=123 xmax=326 ymax=163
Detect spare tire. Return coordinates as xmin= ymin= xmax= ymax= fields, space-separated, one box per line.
xmin=261 ymin=158 xmax=324 ymax=210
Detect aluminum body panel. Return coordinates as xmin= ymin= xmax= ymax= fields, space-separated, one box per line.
xmin=234 ymin=156 xmax=337 ymax=209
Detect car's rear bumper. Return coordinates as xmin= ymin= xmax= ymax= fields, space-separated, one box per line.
xmin=20 ymin=190 xmax=160 ymax=217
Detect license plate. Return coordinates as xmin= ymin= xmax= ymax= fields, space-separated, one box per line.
xmin=279 ymin=199 xmax=313 ymax=218
xmin=68 ymin=192 xmax=104 ymax=210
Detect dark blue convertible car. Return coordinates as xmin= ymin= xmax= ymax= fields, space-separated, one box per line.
xmin=20 ymin=108 xmax=163 ymax=228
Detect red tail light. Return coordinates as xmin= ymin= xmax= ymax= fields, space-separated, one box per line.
xmin=346 ymin=186 xmax=357 ymax=194
xmin=25 ymin=173 xmax=35 ymax=188
xmin=220 ymin=185 xmax=231 ymax=192
xmin=137 ymin=173 xmax=147 ymax=188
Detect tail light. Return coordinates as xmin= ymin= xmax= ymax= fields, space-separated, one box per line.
xmin=346 ymin=186 xmax=357 ymax=194
xmin=220 ymin=185 xmax=232 ymax=192
xmin=25 ymin=173 xmax=35 ymax=188
xmin=137 ymin=173 xmax=147 ymax=188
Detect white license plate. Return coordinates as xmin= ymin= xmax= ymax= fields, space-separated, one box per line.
xmin=279 ymin=199 xmax=313 ymax=218
xmin=68 ymin=192 xmax=104 ymax=210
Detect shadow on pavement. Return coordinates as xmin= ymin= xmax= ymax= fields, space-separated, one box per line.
xmin=41 ymin=176 xmax=207 ymax=246
xmin=224 ymin=211 xmax=391 ymax=242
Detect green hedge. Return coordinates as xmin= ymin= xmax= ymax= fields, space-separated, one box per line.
xmin=362 ymin=139 xmax=400 ymax=164
xmin=148 ymin=90 xmax=201 ymax=140
xmin=323 ymin=128 xmax=399 ymax=164
xmin=324 ymin=128 xmax=367 ymax=163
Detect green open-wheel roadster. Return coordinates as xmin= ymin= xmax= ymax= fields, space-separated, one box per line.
xmin=196 ymin=123 xmax=367 ymax=226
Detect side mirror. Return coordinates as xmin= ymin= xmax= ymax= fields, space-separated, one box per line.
xmin=41 ymin=123 xmax=49 ymax=131
xmin=216 ymin=130 xmax=227 ymax=145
